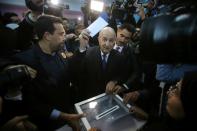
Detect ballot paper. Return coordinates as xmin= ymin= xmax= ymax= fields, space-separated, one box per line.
xmin=87 ymin=16 xmax=109 ymax=37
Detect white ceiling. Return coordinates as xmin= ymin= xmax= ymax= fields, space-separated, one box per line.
xmin=0 ymin=0 xmax=114 ymax=11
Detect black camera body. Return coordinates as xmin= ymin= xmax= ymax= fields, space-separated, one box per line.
xmin=139 ymin=1 xmax=197 ymax=63
xmin=0 ymin=65 xmax=31 ymax=87
xmin=111 ymin=0 xmax=137 ymax=23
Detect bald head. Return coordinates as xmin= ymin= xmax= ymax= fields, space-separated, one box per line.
xmin=99 ymin=27 xmax=116 ymax=38
xmin=98 ymin=27 xmax=116 ymax=54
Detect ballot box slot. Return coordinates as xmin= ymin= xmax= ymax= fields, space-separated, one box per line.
xmin=96 ymin=105 xmax=119 ymax=120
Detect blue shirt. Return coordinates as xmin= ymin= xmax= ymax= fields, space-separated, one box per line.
xmin=156 ymin=64 xmax=197 ymax=83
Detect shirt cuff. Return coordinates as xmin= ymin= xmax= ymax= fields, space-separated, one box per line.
xmin=122 ymin=84 xmax=129 ymax=90
xmin=159 ymin=82 xmax=166 ymax=89
xmin=50 ymin=109 xmax=61 ymax=120
xmin=79 ymin=44 xmax=90 ymax=52
xmin=79 ymin=48 xmax=87 ymax=53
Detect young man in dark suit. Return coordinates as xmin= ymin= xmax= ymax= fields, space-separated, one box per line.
xmin=106 ymin=23 xmax=140 ymax=94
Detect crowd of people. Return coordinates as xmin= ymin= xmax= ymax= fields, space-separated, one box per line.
xmin=0 ymin=0 xmax=197 ymax=131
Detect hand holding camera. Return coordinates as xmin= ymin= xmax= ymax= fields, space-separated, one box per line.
xmin=0 ymin=65 xmax=37 ymax=87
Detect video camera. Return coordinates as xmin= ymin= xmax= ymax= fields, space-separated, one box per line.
xmin=110 ymin=0 xmax=135 ymax=24
xmin=0 ymin=65 xmax=31 ymax=87
xmin=138 ymin=0 xmax=197 ymax=63
xmin=110 ymin=0 xmax=152 ymax=24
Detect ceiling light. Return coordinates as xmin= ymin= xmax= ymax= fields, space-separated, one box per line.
xmin=90 ymin=0 xmax=104 ymax=12
xmin=50 ymin=0 xmax=59 ymax=5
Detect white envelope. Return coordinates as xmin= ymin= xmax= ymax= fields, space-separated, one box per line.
xmin=87 ymin=17 xmax=109 ymax=37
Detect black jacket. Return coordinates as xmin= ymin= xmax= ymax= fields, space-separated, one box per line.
xmin=13 ymin=44 xmax=74 ymax=130
xmin=76 ymin=46 xmax=125 ymax=100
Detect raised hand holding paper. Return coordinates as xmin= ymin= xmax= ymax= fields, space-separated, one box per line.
xmin=87 ymin=17 xmax=109 ymax=37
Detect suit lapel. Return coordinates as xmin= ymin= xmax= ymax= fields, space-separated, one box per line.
xmin=121 ymin=46 xmax=128 ymax=55
xmin=94 ymin=47 xmax=103 ymax=72
xmin=107 ymin=50 xmax=116 ymax=72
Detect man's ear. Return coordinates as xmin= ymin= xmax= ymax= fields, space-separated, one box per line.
xmin=43 ymin=32 xmax=51 ymax=41
xmin=98 ymin=35 xmax=100 ymax=43
xmin=117 ymin=27 xmax=121 ymax=32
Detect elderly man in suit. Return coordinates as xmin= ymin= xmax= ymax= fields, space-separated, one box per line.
xmin=77 ymin=26 xmax=125 ymax=100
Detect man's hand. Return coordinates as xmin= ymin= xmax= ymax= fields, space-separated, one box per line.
xmin=26 ymin=65 xmax=37 ymax=79
xmin=105 ymin=81 xmax=118 ymax=94
xmin=129 ymin=106 xmax=148 ymax=120
xmin=79 ymin=29 xmax=90 ymax=50
xmin=5 ymin=65 xmax=37 ymax=79
xmin=60 ymin=113 xmax=86 ymax=121
xmin=65 ymin=33 xmax=77 ymax=41
xmin=23 ymin=120 xmax=38 ymax=131
xmin=2 ymin=115 xmax=28 ymax=129
xmin=114 ymin=85 xmax=126 ymax=94
xmin=123 ymin=91 xmax=140 ymax=104
xmin=138 ymin=7 xmax=146 ymax=20
xmin=1 ymin=115 xmax=37 ymax=131
xmin=59 ymin=113 xmax=86 ymax=131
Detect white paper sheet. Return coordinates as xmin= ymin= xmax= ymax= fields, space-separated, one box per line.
xmin=87 ymin=16 xmax=109 ymax=37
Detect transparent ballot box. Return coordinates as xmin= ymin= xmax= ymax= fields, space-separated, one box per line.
xmin=75 ymin=93 xmax=146 ymax=131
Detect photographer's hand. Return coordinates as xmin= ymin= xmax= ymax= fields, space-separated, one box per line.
xmin=5 ymin=65 xmax=37 ymax=79
xmin=65 ymin=33 xmax=77 ymax=41
xmin=129 ymin=106 xmax=148 ymax=120
xmin=138 ymin=7 xmax=146 ymax=21
xmin=26 ymin=65 xmax=37 ymax=79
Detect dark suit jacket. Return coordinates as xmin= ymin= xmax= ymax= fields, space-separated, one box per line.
xmin=13 ymin=44 xmax=73 ymax=130
xmin=76 ymin=46 xmax=125 ymax=100
xmin=120 ymin=45 xmax=140 ymax=90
